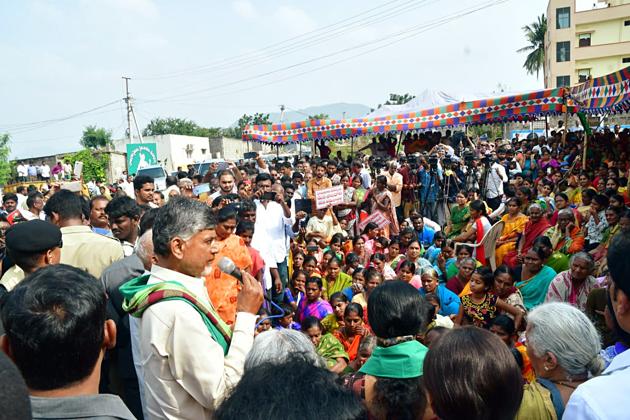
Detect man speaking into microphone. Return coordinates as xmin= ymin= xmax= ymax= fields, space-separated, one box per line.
xmin=121 ymin=197 xmax=263 ymax=419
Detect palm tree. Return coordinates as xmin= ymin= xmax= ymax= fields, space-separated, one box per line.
xmin=517 ymin=14 xmax=547 ymax=78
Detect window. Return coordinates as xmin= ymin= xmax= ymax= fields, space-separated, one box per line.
xmin=578 ymin=33 xmax=591 ymax=47
xmin=623 ymin=57 xmax=630 ymax=63
xmin=578 ymin=69 xmax=591 ymax=83
xmin=556 ymin=41 xmax=570 ymax=62
xmin=556 ymin=7 xmax=570 ymax=29
xmin=557 ymin=75 xmax=570 ymax=87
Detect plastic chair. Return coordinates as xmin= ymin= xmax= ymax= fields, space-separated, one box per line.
xmin=454 ymin=220 xmax=505 ymax=271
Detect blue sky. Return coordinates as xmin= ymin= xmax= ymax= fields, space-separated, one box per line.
xmin=0 ymin=0 xmax=548 ymax=159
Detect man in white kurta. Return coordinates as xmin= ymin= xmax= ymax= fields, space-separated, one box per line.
xmin=128 ymin=198 xmax=263 ymax=419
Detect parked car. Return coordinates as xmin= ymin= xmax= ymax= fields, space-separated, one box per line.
xmin=136 ymin=165 xmax=168 ymax=191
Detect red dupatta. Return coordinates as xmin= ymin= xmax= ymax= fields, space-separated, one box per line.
xmin=475 ymin=218 xmax=486 ymax=265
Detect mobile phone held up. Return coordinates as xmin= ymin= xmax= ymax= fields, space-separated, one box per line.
xmin=261 ymin=191 xmax=277 ymax=201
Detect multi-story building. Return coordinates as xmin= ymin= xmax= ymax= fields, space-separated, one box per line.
xmin=545 ymin=0 xmax=630 ymax=88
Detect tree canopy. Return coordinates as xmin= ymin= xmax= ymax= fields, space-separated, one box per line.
xmin=142 ymin=117 xmax=222 ymax=138
xmin=0 ymin=133 xmax=11 ymax=185
xmin=308 ymin=113 xmax=330 ymax=120
xmin=224 ymin=113 xmax=272 ymax=139
xmin=80 ymin=125 xmax=112 ymax=149
xmin=517 ymin=14 xmax=547 ymax=79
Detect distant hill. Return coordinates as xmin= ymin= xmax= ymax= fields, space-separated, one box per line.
xmin=256 ymin=102 xmax=372 ymax=124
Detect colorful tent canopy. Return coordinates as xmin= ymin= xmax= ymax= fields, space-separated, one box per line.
xmin=570 ymin=66 xmax=630 ymax=114
xmin=243 ymin=66 xmax=629 ymax=145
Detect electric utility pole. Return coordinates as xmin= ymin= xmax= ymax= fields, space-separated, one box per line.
xmin=123 ymin=76 xmax=132 ymax=143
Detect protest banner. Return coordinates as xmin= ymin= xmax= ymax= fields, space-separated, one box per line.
xmin=315 ymin=185 xmax=344 ymax=209
xmin=357 ymin=210 xmax=390 ymax=232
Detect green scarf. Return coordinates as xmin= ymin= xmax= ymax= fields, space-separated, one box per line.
xmin=120 ymin=274 xmax=232 ymax=355
xmin=359 ymin=340 xmax=428 ymax=379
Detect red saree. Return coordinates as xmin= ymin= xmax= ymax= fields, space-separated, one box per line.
xmin=503 ymin=219 xmax=551 ymax=268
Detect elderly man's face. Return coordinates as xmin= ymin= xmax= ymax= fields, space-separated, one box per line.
xmin=180 ymin=229 xmax=218 ymax=278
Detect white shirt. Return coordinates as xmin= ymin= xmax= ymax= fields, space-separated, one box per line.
xmin=40 ymin=164 xmax=50 ymax=178
xmin=251 ymin=200 xmax=292 ymax=264
xmin=485 ymin=162 xmax=508 ymax=199
xmin=564 ymin=348 xmax=630 ymax=420
xmin=137 ymin=265 xmax=256 ymax=420
xmin=17 ymin=164 xmax=27 ymax=177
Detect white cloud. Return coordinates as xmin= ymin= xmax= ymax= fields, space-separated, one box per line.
xmin=82 ymin=0 xmax=160 ymax=19
xmin=273 ymin=5 xmax=317 ymax=35
xmin=232 ymin=0 xmax=256 ymax=20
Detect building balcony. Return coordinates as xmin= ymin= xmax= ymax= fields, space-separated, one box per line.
xmin=574 ymin=3 xmax=630 ymax=25
xmin=574 ymin=40 xmax=630 ymax=60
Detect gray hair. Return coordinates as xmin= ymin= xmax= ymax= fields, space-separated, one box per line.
xmin=528 ymin=203 xmax=543 ymax=214
xmin=421 ymin=267 xmax=439 ymax=279
xmin=152 ymin=197 xmax=216 ymax=256
xmin=528 ymin=302 xmax=603 ymax=378
xmin=244 ymin=329 xmax=326 ymax=370
xmin=558 ymin=208 xmax=574 ymax=220
xmin=569 ymin=252 xmax=595 ymax=271
xmin=135 ymin=229 xmax=154 ymax=269
xmin=458 ymin=257 xmax=476 ymax=268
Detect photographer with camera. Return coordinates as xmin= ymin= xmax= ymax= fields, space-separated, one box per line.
xmin=483 ymin=152 xmax=508 ymax=211
xmin=418 ymin=155 xmax=443 ymax=223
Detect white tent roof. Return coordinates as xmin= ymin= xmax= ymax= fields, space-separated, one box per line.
xmin=365 ymin=89 xmax=504 ymax=118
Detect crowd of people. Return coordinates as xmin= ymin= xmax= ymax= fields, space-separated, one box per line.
xmin=0 ymin=123 xmax=629 ymax=419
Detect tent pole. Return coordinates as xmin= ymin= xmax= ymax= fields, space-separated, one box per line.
xmin=561 ymin=92 xmax=569 ymax=147
xmin=351 ymin=137 xmax=354 ymax=156
xmin=582 ymin=132 xmax=588 ymax=171
xmin=396 ymin=132 xmax=403 ymax=155
xmin=299 ymin=141 xmax=302 ymax=158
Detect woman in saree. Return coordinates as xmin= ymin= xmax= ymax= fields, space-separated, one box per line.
xmin=504 ymin=203 xmax=551 ymax=269
xmin=323 ymin=257 xmax=353 ymax=300
xmin=297 ymin=277 xmax=333 ymax=323
xmin=301 ymin=316 xmax=348 ymax=374
xmin=445 ymin=192 xmax=470 ymax=238
xmin=452 ymin=200 xmax=491 ymax=265
xmin=332 ymin=303 xmax=370 ymax=362
xmin=514 ymin=247 xmax=557 ymax=311
xmin=369 ymin=175 xmax=399 ymax=238
xmin=549 ymin=192 xmax=582 ymax=227
xmin=495 ymin=197 xmax=528 ymax=267
xmin=544 ymin=209 xmax=585 ymax=273
xmin=351 ymin=175 xmax=368 ymax=236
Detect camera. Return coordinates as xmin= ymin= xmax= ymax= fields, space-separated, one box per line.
xmin=463 ymin=151 xmax=475 ymax=166
xmin=428 ymin=155 xmax=439 ymax=167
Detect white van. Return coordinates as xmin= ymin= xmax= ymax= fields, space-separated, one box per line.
xmin=136 ymin=165 xmax=168 ymax=191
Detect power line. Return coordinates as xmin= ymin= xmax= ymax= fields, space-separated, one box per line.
xmin=138 ymin=0 xmax=436 ymax=86
xmin=135 ymin=0 xmax=420 ymax=80
xmin=139 ymin=0 xmax=508 ymax=104
xmin=0 ymin=99 xmax=122 ymax=134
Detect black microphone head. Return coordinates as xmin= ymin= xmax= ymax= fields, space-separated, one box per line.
xmin=217 ymin=256 xmax=236 ymax=274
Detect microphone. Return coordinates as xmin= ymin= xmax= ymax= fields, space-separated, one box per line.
xmin=217 ymin=256 xmax=243 ymax=284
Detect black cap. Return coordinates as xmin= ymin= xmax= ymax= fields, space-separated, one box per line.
xmin=5 ymin=220 xmax=62 ymax=253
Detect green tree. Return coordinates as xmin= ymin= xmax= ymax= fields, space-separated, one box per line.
xmin=385 ymin=93 xmax=415 ymax=105
xmin=517 ymin=14 xmax=547 ymax=78
xmin=80 ymin=125 xmax=112 ymax=149
xmin=308 ymin=113 xmax=330 ymax=120
xmin=228 ymin=113 xmax=272 ymax=139
xmin=67 ymin=149 xmax=108 ymax=182
xmin=0 ymin=133 xmax=11 ymax=185
xmin=142 ymin=117 xmax=200 ymax=136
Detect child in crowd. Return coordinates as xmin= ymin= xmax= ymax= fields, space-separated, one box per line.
xmin=301 ymin=316 xmax=348 ymax=374
xmin=276 ymin=303 xmax=301 ymax=331
xmin=456 ymin=267 xmax=523 ymax=329
xmin=345 ymin=335 xmax=377 ymax=373
xmin=370 ymin=253 xmax=396 ymax=280
xmin=351 ymin=268 xmax=383 ymax=314
xmin=302 ymin=255 xmax=322 ymax=279
xmin=283 ymin=270 xmax=306 ymax=311
xmin=424 ymin=293 xmax=455 ymax=329
xmin=321 ymin=292 xmax=348 ymax=334
xmin=490 ymin=315 xmax=535 ymax=383
xmin=236 ymin=221 xmax=264 ymax=284
xmin=255 ymin=307 xmax=272 ymax=336
xmin=342 ymin=267 xmax=366 ymax=301
xmin=344 ymin=252 xmax=361 ymax=276
xmin=424 ymin=231 xmax=446 ymax=264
